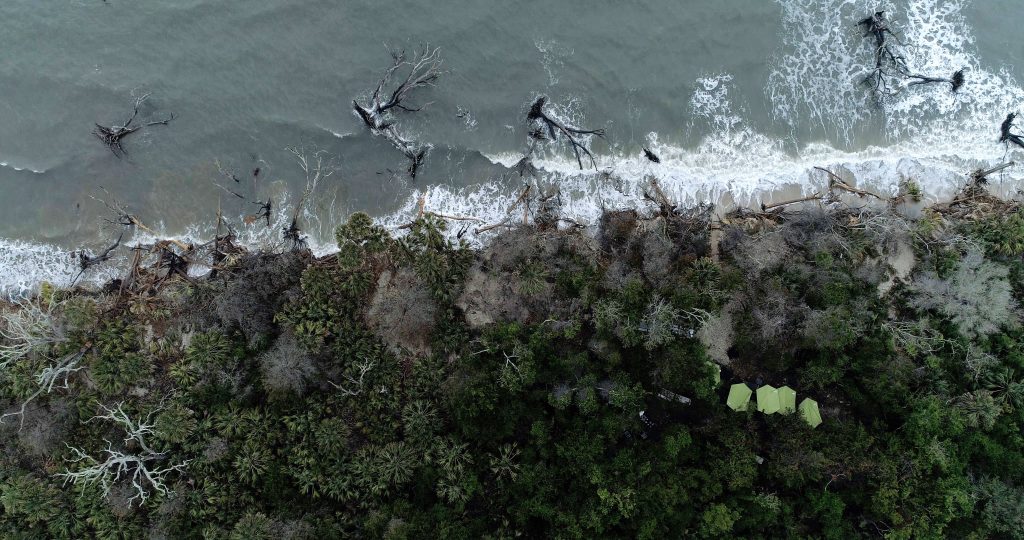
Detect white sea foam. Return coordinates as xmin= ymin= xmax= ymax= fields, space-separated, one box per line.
xmin=0 ymin=185 xmax=337 ymax=298
xmin=0 ymin=161 xmax=47 ymax=174
xmin=0 ymin=238 xmax=117 ymax=298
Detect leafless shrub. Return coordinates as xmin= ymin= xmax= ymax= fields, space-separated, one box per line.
xmin=909 ymin=248 xmax=1017 ymax=338
xmin=882 ymin=319 xmax=955 ymax=358
xmin=780 ymin=207 xmax=851 ymax=255
xmin=366 ymin=269 xmax=437 ymax=356
xmin=213 ymin=251 xmax=308 ymax=343
xmin=0 ymin=297 xmax=67 ymax=368
xmin=698 ymin=308 xmax=735 ymax=366
xmin=729 ymin=230 xmax=791 ymax=277
xmin=259 ymin=334 xmax=316 ymax=396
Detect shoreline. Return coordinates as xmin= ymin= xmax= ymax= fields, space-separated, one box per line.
xmin=3 ymin=161 xmax=1017 ymax=301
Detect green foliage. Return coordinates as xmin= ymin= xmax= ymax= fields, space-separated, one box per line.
xmin=4 ymin=208 xmax=1024 ymax=538
xmin=698 ymin=503 xmax=738 ymax=538
xmin=230 ymin=512 xmax=275 ymax=540
xmin=155 ymin=401 xmax=197 ymax=444
xmin=335 ymin=212 xmax=391 ymax=259
xmin=975 ymin=477 xmax=1024 ymax=539
xmin=90 ymin=321 xmax=152 ymax=395
xmin=972 ymin=208 xmax=1024 ymax=256
xmin=0 ymin=475 xmax=66 ymax=534
xmin=517 ymin=259 xmax=549 ymax=296
xmin=399 ymin=215 xmax=472 ymax=304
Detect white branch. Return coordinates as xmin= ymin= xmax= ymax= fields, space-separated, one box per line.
xmin=0 ymin=347 xmax=86 ymax=430
xmin=58 ymin=400 xmax=187 ymax=505
xmin=329 ymin=359 xmax=375 ymax=396
xmin=0 ymin=297 xmax=66 ymax=369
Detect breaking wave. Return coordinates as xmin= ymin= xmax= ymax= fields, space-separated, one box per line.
xmin=4 ymin=0 xmax=1024 ymax=297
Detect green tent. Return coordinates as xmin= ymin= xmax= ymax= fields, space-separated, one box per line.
xmin=799 ymin=398 xmax=822 ymax=428
xmin=778 ymin=386 xmax=797 ymax=414
xmin=726 ymin=383 xmax=752 ymax=411
xmin=709 ymin=362 xmax=721 ymax=385
xmin=756 ymin=385 xmax=781 ymax=414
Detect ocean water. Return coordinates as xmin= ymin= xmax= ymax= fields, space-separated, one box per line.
xmin=1 ymin=0 xmax=1023 ymax=295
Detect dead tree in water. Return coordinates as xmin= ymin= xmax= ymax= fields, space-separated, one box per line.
xmin=93 ymin=94 xmax=174 ymax=157
xmin=857 ymin=12 xmax=966 ymax=96
xmin=282 ymin=146 xmax=335 ymax=249
xmin=353 ymin=46 xmax=443 ymax=180
xmin=1000 ymin=113 xmax=1024 ymax=150
xmin=527 ymin=96 xmax=605 ymax=169
xmin=905 ymin=68 xmax=966 ymax=93
xmin=858 ymin=11 xmax=908 ymax=95
xmin=71 ymin=232 xmax=123 ymax=285
xmin=245 ymin=199 xmax=273 ymax=227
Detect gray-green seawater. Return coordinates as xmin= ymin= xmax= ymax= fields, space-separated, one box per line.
xmin=1 ymin=0 xmax=1023 ymax=293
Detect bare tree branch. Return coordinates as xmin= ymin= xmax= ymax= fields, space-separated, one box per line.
xmin=93 ymin=93 xmax=174 ymax=158
xmin=353 ymin=45 xmax=444 ymax=180
xmin=58 ymin=398 xmax=190 ymax=505
xmin=282 ymin=146 xmax=336 ymax=248
xmin=527 ymin=96 xmax=605 ymax=170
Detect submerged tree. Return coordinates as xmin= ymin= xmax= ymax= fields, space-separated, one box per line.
xmin=858 ymin=11 xmax=907 ymax=95
xmin=72 ymin=232 xmax=123 ymax=285
xmin=353 ymin=45 xmax=444 ymax=180
xmin=93 ymin=93 xmax=174 ymax=158
xmin=857 ymin=12 xmax=965 ymax=96
xmin=905 ymin=68 xmax=966 ymax=93
xmin=1000 ymin=112 xmax=1024 ymax=150
xmin=526 ymin=96 xmax=605 ymax=169
xmin=282 ymin=146 xmax=336 ymax=249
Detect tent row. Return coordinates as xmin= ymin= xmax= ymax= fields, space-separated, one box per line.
xmin=726 ymin=383 xmax=821 ymax=428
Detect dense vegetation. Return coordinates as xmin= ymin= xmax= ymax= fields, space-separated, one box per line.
xmin=1 ymin=189 xmax=1024 ymax=539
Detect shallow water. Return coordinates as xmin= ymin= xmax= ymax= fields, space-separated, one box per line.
xmin=1 ymin=0 xmax=1024 ymax=294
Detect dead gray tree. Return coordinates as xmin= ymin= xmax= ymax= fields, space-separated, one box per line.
xmin=58 ymin=401 xmax=190 ymax=505
xmin=527 ymin=96 xmax=605 ymax=169
xmin=1 ymin=346 xmax=89 ymax=430
xmin=857 ymin=13 xmax=966 ymax=96
xmin=0 ymin=297 xmax=68 ymax=368
xmin=93 ymin=93 xmax=174 ymax=157
xmin=353 ymin=45 xmax=443 ymax=180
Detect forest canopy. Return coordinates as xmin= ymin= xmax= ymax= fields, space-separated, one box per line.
xmin=1 ymin=180 xmax=1024 ymax=539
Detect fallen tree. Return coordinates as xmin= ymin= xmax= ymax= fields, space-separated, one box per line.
xmin=857 ymin=12 xmax=966 ymax=96
xmin=858 ymin=11 xmax=908 ymax=95
xmin=93 ymin=94 xmax=174 ymax=158
xmin=905 ymin=68 xmax=966 ymax=93
xmin=353 ymin=46 xmax=443 ymax=180
xmin=1000 ymin=113 xmax=1024 ymax=150
xmin=526 ymin=96 xmax=605 ymax=170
